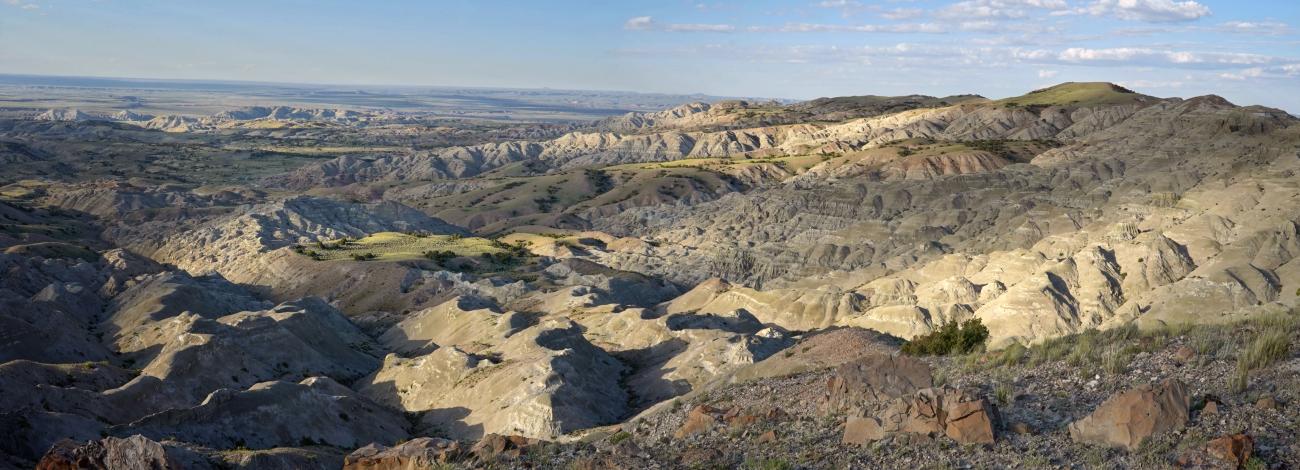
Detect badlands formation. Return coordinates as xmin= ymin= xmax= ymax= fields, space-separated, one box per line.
xmin=2 ymin=82 xmax=1300 ymax=468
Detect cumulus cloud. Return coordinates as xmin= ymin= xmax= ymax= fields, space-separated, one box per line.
xmin=624 ymin=16 xmax=734 ymax=33
xmin=1038 ymin=69 xmax=1059 ymax=78
xmin=1059 ymin=0 xmax=1211 ymax=23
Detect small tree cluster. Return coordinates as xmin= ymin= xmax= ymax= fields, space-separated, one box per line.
xmin=423 ymin=250 xmax=456 ymax=264
xmin=901 ymin=318 xmax=989 ymax=356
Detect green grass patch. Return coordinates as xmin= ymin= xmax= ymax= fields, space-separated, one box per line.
xmin=294 ymin=231 xmax=516 ymax=263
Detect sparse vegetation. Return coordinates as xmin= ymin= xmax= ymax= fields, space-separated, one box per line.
xmin=744 ymin=457 xmax=793 ymax=470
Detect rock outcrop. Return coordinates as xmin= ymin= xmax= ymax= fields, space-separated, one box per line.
xmin=823 ymin=354 xmax=933 ymax=414
xmin=842 ymin=387 xmax=997 ymax=445
xmin=360 ymin=319 xmax=627 ymax=439
xmin=343 ymin=438 xmax=464 ymax=470
xmin=36 ymin=435 xmax=187 ymax=470
xmin=119 ymin=377 xmax=407 ymax=450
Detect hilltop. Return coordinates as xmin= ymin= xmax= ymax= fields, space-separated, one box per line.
xmin=995 ymin=82 xmax=1157 ymax=107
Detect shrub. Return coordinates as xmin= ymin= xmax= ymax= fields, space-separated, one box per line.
xmin=608 ymin=431 xmax=631 ymax=445
xmin=424 ymin=250 xmax=456 ymax=264
xmin=901 ymin=318 xmax=989 ymax=356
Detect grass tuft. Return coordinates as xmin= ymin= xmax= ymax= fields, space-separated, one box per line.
xmin=1238 ymin=330 xmax=1290 ymax=371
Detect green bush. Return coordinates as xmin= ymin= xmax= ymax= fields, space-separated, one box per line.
xmin=901 ymin=318 xmax=989 ymax=356
xmin=607 ymin=431 xmax=631 ymax=445
xmin=423 ymin=250 xmax=456 ymax=264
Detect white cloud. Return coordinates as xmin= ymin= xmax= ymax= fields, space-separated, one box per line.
xmin=816 ymin=0 xmax=861 ymax=7
xmin=665 ymin=23 xmax=736 ymax=32
xmin=624 ymin=16 xmax=734 ymax=33
xmin=1119 ymin=79 xmax=1184 ymax=88
xmin=1038 ymin=69 xmax=1059 ymax=78
xmin=755 ymin=23 xmax=947 ymax=33
xmin=938 ymin=0 xmax=1069 ymax=20
xmin=3 ymin=0 xmax=39 ymax=10
xmin=880 ymin=8 xmax=925 ymax=20
xmin=1218 ymin=68 xmax=1264 ymax=81
xmin=1220 ymin=64 xmax=1300 ymax=81
xmin=1057 ymin=47 xmax=1273 ymax=67
xmin=624 ymin=16 xmax=654 ymax=31
xmin=1059 ymin=0 xmax=1210 ymax=23
xmin=1216 ymin=21 xmax=1291 ymax=35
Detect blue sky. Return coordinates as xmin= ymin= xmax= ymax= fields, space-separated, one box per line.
xmin=2 ymin=0 xmax=1299 ymax=110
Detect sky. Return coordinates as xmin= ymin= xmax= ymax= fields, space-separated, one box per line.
xmin=2 ymin=0 xmax=1299 ymax=111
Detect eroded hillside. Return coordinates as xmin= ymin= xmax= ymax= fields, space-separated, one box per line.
xmin=3 ymin=82 xmax=1299 ymax=469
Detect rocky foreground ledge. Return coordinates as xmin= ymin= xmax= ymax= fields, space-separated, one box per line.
xmin=34 ymin=316 xmax=1298 ymax=469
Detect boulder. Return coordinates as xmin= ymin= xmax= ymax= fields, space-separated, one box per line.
xmin=674 ymin=405 xmax=721 ymax=439
xmin=823 ymin=354 xmax=933 ymax=414
xmin=1206 ymin=434 xmax=1253 ymax=469
xmin=1068 ymin=379 xmax=1190 ymax=450
xmin=470 ymin=434 xmax=539 ymax=462
xmin=343 ymin=438 xmax=463 ymax=469
xmin=842 ymin=387 xmax=996 ymax=445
